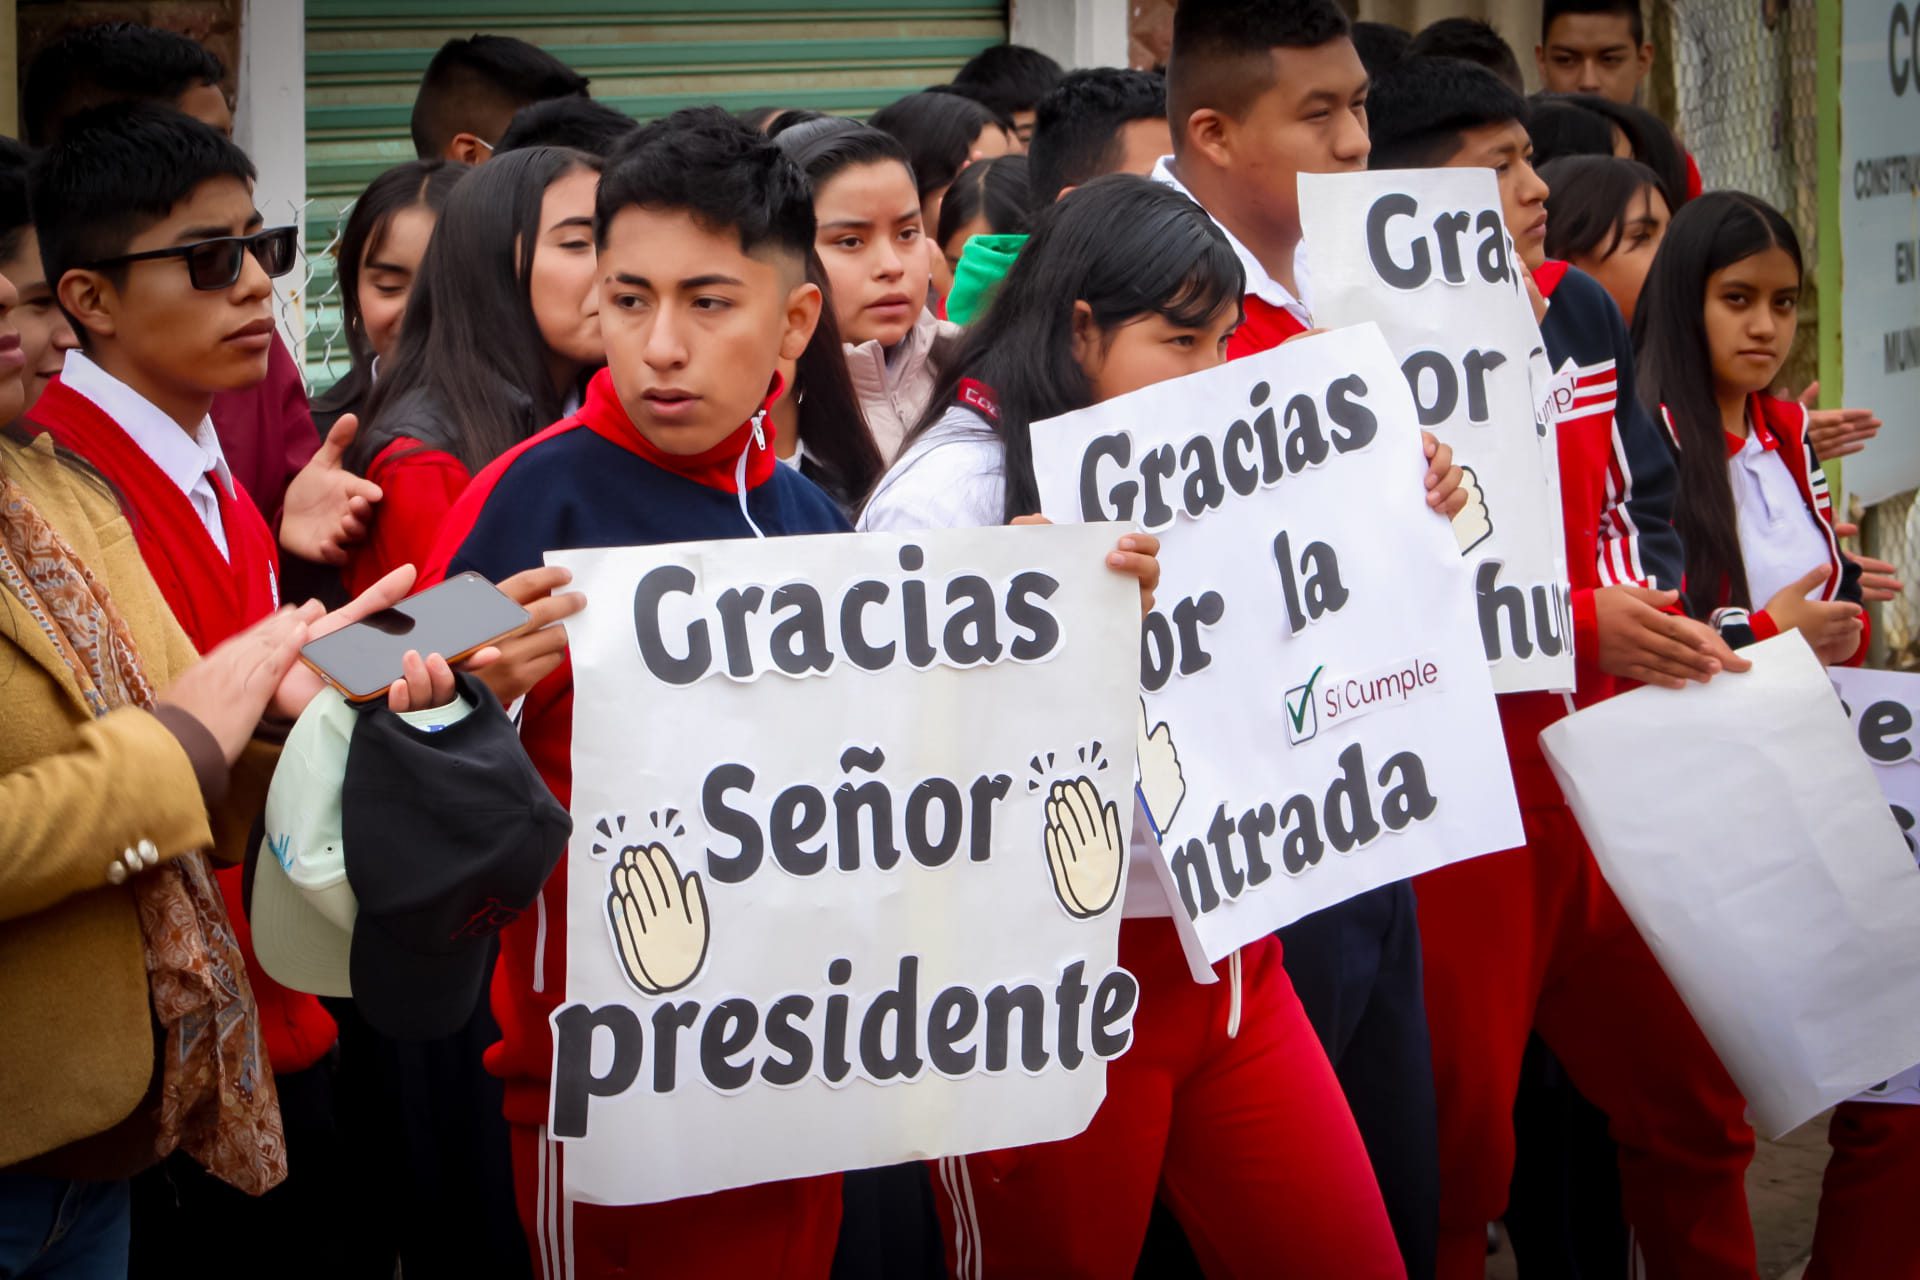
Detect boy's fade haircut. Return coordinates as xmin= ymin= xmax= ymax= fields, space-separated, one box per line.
xmin=950 ymin=44 xmax=1066 ymax=118
xmin=1541 ymin=0 xmax=1645 ymax=45
xmin=0 ymin=139 xmax=34 ymax=264
xmin=1028 ymin=68 xmax=1167 ymax=209
xmin=29 ymin=102 xmax=256 ymax=295
xmin=1167 ymin=0 xmax=1353 ymax=145
xmin=1364 ymin=56 xmax=1530 ymax=170
xmin=597 ymin=106 xmax=814 ymax=265
xmin=1351 ymin=21 xmax=1414 ymax=80
xmin=21 ymin=21 xmax=225 ymax=147
xmin=410 ymin=35 xmax=590 ymax=159
xmin=496 ymin=96 xmax=637 ymax=157
xmin=1410 ymin=17 xmax=1525 ymax=92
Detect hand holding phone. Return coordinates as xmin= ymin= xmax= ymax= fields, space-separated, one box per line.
xmin=300 ymin=572 xmax=530 ymax=704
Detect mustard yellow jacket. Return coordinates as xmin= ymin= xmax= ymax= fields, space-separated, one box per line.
xmin=0 ymin=432 xmax=271 ymax=1168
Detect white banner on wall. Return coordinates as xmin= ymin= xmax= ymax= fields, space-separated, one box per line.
xmin=1840 ymin=0 xmax=1920 ymax=504
xmin=1029 ymin=324 xmax=1523 ymax=966
xmin=549 ymin=524 xmax=1140 ymax=1205
xmin=1542 ymin=636 xmax=1920 ymax=1137
xmin=1299 ymin=167 xmax=1573 ymax=694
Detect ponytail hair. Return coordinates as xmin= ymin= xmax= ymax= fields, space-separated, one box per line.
xmin=891 ymin=174 xmax=1243 ymax=523
xmin=1632 ymin=190 xmax=1802 ymax=615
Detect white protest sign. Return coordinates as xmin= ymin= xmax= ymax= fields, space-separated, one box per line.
xmin=548 ymin=524 xmax=1140 ymax=1205
xmin=1830 ymin=665 xmax=1920 ymax=773
xmin=1830 ymin=666 xmax=1920 ymax=1107
xmin=1541 ymin=635 xmax=1920 ymax=1137
xmin=1029 ymin=324 xmax=1524 ymax=965
xmin=1299 ymin=168 xmax=1574 ymax=695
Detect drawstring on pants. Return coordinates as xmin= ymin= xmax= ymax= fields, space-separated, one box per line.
xmin=1226 ymin=948 xmax=1243 ymax=1039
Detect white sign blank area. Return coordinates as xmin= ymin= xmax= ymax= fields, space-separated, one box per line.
xmin=1543 ymin=635 xmax=1920 ymax=1136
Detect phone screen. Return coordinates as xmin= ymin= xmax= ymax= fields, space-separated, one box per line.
xmin=300 ymin=573 xmax=530 ymax=702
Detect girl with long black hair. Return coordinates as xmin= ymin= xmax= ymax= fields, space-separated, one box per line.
xmin=776 ymin=119 xmax=956 ymax=459
xmin=859 ymin=174 xmax=1463 ymax=1277
xmin=1632 ymin=191 xmax=1865 ymax=665
xmin=767 ymin=253 xmax=886 ymax=515
xmin=342 ymin=146 xmax=603 ymax=596
xmin=1636 ymin=189 xmax=1917 ymax=1280
xmin=311 ymin=159 xmax=467 ymax=432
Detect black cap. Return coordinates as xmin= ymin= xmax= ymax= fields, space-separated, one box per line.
xmin=343 ymin=672 xmax=569 ymax=1040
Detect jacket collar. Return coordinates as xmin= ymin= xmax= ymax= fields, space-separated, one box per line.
xmin=573 ymin=367 xmax=784 ymax=495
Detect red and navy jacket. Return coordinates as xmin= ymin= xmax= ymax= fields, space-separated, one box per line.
xmin=1661 ymin=391 xmax=1868 ymax=667
xmin=426 ymin=367 xmax=849 ymax=1129
xmin=1503 ymin=261 xmax=1688 ymax=803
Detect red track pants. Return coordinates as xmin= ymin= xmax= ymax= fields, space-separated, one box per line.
xmin=510 ymin=1124 xmax=842 ymax=1280
xmin=1418 ymin=803 xmax=1757 ymax=1280
xmin=929 ymin=919 xmax=1404 ymax=1279
xmin=1807 ymin=1100 xmax=1920 ymax=1280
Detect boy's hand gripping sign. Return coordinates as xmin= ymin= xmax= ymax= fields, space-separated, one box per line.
xmin=550 ymin=524 xmax=1140 ymax=1205
xmin=1300 ymin=167 xmax=1575 ymax=695
xmin=1030 ymin=324 xmax=1523 ymax=969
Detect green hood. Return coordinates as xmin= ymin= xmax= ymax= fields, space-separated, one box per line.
xmin=945 ymin=233 xmax=1029 ymax=326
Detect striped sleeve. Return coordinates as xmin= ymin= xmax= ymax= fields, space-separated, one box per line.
xmin=1594 ymin=311 xmax=1686 ymax=595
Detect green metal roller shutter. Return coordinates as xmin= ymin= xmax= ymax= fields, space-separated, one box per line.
xmin=303 ymin=0 xmax=1007 ymax=390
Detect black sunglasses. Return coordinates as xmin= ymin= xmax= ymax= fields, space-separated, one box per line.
xmin=87 ymin=225 xmax=299 ymax=292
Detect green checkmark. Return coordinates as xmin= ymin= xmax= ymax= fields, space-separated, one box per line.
xmin=1287 ymin=665 xmax=1324 ymax=733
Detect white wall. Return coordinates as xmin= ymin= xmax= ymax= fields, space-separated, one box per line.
xmin=1010 ymin=0 xmax=1131 ymax=70
xmin=236 ymin=0 xmax=309 ymax=355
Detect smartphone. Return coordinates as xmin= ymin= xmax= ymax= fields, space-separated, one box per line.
xmin=300 ymin=572 xmax=530 ymax=704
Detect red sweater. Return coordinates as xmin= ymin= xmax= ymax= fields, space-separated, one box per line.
xmin=341 ymin=437 xmax=472 ymax=598
xmin=27 ymin=377 xmax=339 ymax=1075
xmin=1226 ymin=296 xmax=1309 ymax=361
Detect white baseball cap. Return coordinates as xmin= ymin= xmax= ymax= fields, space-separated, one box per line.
xmin=250 ymin=687 xmax=472 ymax=997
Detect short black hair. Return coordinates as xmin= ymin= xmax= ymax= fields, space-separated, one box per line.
xmin=1366 ymin=56 xmax=1529 ymax=170
xmin=0 ymin=139 xmax=34 ymax=266
xmin=410 ymin=35 xmax=590 ymax=159
xmin=1351 ymin=21 xmax=1414 ymax=80
xmin=21 ymin=21 xmax=226 ymax=147
xmin=496 ymin=96 xmax=636 ymax=157
xmin=1167 ymin=0 xmax=1353 ymax=141
xmin=938 ymin=154 xmax=1030 ymax=249
xmin=1542 ymin=0 xmax=1645 ymax=46
xmin=1028 ymin=68 xmax=1167 ymax=209
xmin=1539 ymin=154 xmax=1665 ymax=262
xmin=1410 ymin=18 xmax=1525 ymax=92
xmin=869 ymin=91 xmax=1006 ymax=200
xmin=30 ymin=103 xmax=256 ymax=300
xmin=597 ymin=105 xmax=813 ymax=264
xmin=950 ymin=44 xmax=1066 ymax=119
xmin=1526 ymin=96 xmax=1618 ymax=166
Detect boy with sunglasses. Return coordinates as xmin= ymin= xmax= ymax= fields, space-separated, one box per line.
xmin=24 ymin=101 xmax=368 ymax=1272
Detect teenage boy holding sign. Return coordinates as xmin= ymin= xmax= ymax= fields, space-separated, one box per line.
xmin=1365 ymin=56 xmax=1759 ymax=1280
xmin=1154 ymin=5 xmax=1447 ymax=1273
xmin=426 ymin=109 xmax=1158 ymax=1279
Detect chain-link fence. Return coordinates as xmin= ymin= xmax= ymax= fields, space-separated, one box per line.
xmin=1656 ymin=0 xmax=1917 ymax=668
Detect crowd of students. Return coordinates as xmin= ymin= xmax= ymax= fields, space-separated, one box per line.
xmin=0 ymin=2 xmax=1912 ymax=1278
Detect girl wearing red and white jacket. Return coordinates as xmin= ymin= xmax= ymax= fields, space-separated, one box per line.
xmin=1634 ymin=190 xmax=1866 ymax=667
xmin=862 ymin=174 xmax=1467 ymax=1280
xmin=1636 ymin=188 xmax=1916 ymax=1280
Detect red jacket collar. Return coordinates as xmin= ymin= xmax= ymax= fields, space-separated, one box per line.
xmin=1532 ymin=259 xmax=1571 ymax=300
xmin=572 ymin=366 xmax=784 ymax=494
